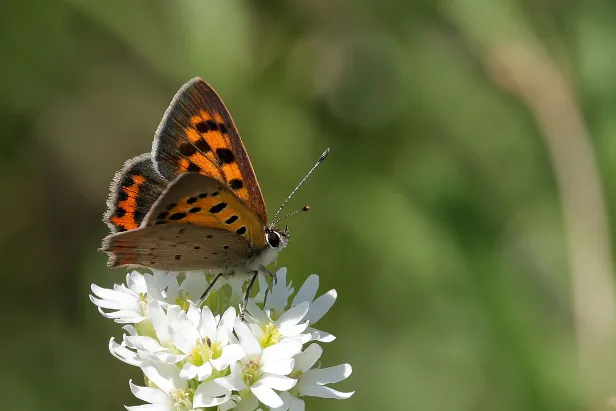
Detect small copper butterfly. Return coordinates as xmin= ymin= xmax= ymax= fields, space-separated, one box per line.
xmin=100 ymin=78 xmax=328 ymax=301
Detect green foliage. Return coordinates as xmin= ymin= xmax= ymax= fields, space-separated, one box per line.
xmin=0 ymin=0 xmax=613 ymax=410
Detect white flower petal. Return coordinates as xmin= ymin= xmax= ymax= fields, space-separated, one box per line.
xmin=279 ymin=322 xmax=309 ymax=338
xmin=276 ymin=302 xmax=309 ymax=329
xmin=196 ymin=362 xmax=213 ymax=381
xmin=124 ymin=335 xmax=165 ymax=353
xmin=259 ymin=374 xmax=297 ymax=391
xmin=129 ymin=380 xmax=169 ymax=404
xmin=139 ymin=355 xmax=185 ymax=394
xmin=251 ymin=384 xmax=284 ymax=408
xmin=292 ymin=275 xmax=319 ymax=306
xmin=308 ymin=328 xmax=336 ymax=343
xmin=304 ymin=290 xmax=336 ymax=324
xmin=235 ymin=318 xmax=261 ymax=356
xmin=217 ymin=363 xmax=247 ymax=391
xmin=199 ymin=306 xmax=217 ymax=340
xmin=262 ymin=340 xmax=302 ymax=363
xmin=270 ymin=391 xmax=292 ymax=411
xmin=148 ymin=301 xmax=171 ymax=343
xmin=261 ymin=358 xmax=295 ymax=375
xmin=299 ymin=385 xmax=354 ymax=399
xmin=266 ymin=268 xmax=293 ymax=313
xmin=211 ymin=344 xmax=244 ymax=370
xmin=109 ymin=338 xmax=140 ymax=366
xmin=301 ymin=364 xmax=352 ymax=385
xmin=218 ymin=307 xmax=237 ymax=343
xmin=294 ymin=343 xmax=322 ymax=373
xmin=185 ymin=302 xmax=201 ymax=326
xmin=193 ymin=380 xmax=231 ymax=407
xmin=246 ymin=300 xmax=271 ymax=325
xmin=180 ymin=362 xmax=198 ymax=380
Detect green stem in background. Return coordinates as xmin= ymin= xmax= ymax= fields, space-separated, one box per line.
xmin=445 ymin=1 xmax=616 ymax=408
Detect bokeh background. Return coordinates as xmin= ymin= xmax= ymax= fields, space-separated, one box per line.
xmin=3 ymin=0 xmax=616 ymax=410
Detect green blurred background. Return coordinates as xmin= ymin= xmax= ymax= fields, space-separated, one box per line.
xmin=4 ymin=0 xmax=616 ymax=410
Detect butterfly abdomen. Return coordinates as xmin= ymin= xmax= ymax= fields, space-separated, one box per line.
xmin=104 ymin=154 xmax=167 ymax=233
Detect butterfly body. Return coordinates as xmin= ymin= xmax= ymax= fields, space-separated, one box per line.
xmin=101 ymin=78 xmax=289 ymax=276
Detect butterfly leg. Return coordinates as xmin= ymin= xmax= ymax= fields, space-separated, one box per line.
xmin=240 ymin=270 xmax=259 ymax=320
xmin=260 ymin=265 xmax=276 ymax=308
xmin=197 ymin=273 xmax=224 ymax=307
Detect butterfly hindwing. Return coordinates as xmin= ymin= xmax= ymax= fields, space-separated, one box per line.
xmin=104 ymin=153 xmax=168 ymax=233
xmin=152 ymin=78 xmax=268 ymax=224
xmin=101 ymin=224 xmax=251 ymax=270
xmin=144 ymin=172 xmax=266 ymax=250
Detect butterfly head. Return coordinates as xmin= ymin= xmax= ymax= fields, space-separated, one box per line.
xmin=265 ymin=225 xmax=290 ymax=252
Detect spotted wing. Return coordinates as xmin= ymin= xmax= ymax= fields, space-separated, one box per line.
xmin=104 ymin=153 xmax=168 ymax=233
xmin=152 ymin=78 xmax=268 ymax=224
xmin=144 ymin=172 xmax=266 ymax=249
xmin=101 ymin=173 xmax=265 ymax=270
xmin=100 ymin=224 xmax=251 ymax=270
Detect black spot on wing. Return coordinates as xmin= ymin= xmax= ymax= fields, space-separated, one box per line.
xmin=195 ymin=139 xmax=212 ymax=153
xmin=134 ymin=210 xmax=145 ymax=225
xmin=209 ymin=202 xmax=227 ymax=213
xmin=187 ymin=197 xmax=198 ymax=204
xmin=187 ymin=162 xmax=201 ymax=172
xmin=236 ymin=226 xmax=246 ymax=235
xmin=169 ymin=212 xmax=187 ymax=220
xmin=189 ymin=207 xmax=202 ymax=213
xmin=229 ymin=179 xmax=243 ymax=190
xmin=225 ymin=215 xmax=238 ymax=224
xmin=195 ymin=120 xmax=218 ymax=133
xmin=215 ymin=148 xmax=234 ymax=164
xmin=179 ymin=143 xmax=197 ymax=156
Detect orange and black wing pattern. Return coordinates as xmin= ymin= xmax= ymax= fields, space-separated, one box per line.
xmin=152 ymin=78 xmax=268 ymax=225
xmin=104 ymin=153 xmax=168 ymax=233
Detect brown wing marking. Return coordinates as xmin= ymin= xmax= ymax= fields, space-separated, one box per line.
xmin=151 ymin=78 xmax=268 ymax=224
xmin=100 ymin=224 xmax=251 ymax=271
xmin=144 ymin=172 xmax=266 ymax=249
xmin=104 ymin=154 xmax=167 ymax=233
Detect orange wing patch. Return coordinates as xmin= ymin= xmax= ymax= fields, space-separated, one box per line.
xmin=144 ymin=173 xmax=266 ymax=249
xmin=104 ymin=154 xmax=167 ymax=233
xmin=110 ymin=174 xmax=146 ymax=231
xmin=152 ymin=78 xmax=268 ymax=224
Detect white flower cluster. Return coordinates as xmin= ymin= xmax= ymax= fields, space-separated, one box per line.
xmin=91 ymin=268 xmax=353 ymax=411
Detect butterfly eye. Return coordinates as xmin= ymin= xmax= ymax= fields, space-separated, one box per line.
xmin=267 ymin=231 xmax=281 ymax=248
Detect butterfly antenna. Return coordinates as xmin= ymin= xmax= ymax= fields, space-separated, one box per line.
xmin=271 ymin=148 xmax=330 ymax=226
xmin=275 ymin=205 xmax=311 ymax=224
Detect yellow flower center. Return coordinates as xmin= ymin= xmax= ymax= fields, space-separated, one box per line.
xmin=189 ymin=337 xmax=222 ymax=366
xmin=169 ymin=388 xmax=192 ymax=411
xmin=259 ymin=323 xmax=282 ymax=348
xmin=242 ymin=358 xmax=262 ymax=387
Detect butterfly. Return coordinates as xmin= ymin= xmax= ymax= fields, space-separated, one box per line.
xmin=100 ymin=78 xmax=328 ymax=303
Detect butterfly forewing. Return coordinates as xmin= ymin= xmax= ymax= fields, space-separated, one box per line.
xmin=144 ymin=173 xmax=266 ymax=249
xmin=104 ymin=153 xmax=168 ymax=233
xmin=152 ymin=78 xmax=268 ymax=224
